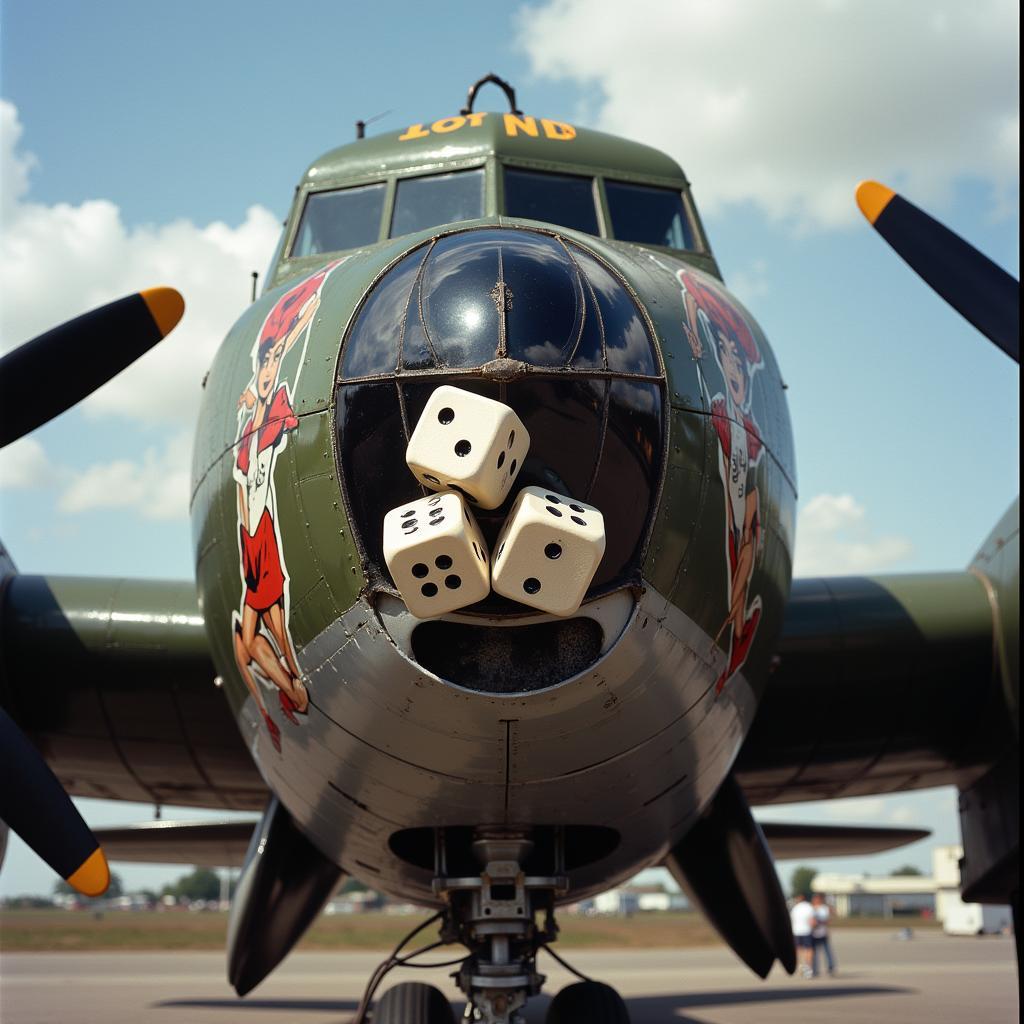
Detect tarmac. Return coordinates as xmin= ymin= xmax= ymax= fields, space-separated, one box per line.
xmin=0 ymin=929 xmax=1017 ymax=1023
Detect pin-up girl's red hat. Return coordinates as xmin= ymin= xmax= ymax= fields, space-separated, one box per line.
xmin=256 ymin=267 xmax=331 ymax=361
xmin=677 ymin=269 xmax=760 ymax=366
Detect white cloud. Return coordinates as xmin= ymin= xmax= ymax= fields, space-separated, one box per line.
xmin=517 ymin=0 xmax=1019 ymax=230
xmin=57 ymin=432 xmax=191 ymax=521
xmin=757 ymin=793 xmax=927 ymax=825
xmin=0 ymin=99 xmax=35 ymax=222
xmin=727 ymin=259 xmax=769 ymax=304
xmin=817 ymin=797 xmax=889 ymax=822
xmin=2 ymin=426 xmax=190 ymax=522
xmin=794 ymin=493 xmax=913 ymax=575
xmin=809 ymin=789 xmax=956 ymax=829
xmin=0 ymin=99 xmax=281 ymax=428
xmin=756 ymin=788 xmax=957 ymax=830
xmin=0 ymin=437 xmax=57 ymax=489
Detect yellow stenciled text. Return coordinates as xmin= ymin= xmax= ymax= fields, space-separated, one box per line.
xmin=398 ymin=113 xmax=575 ymax=142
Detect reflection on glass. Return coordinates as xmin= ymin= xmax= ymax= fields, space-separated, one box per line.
xmin=568 ymin=274 xmax=605 ymax=370
xmin=588 ymin=379 xmax=663 ymax=578
xmin=604 ymin=180 xmax=696 ymax=250
xmin=504 ymin=378 xmax=606 ymax=511
xmin=336 ymin=383 xmax=422 ymax=572
xmin=341 ymin=245 xmax=427 ymax=378
xmin=340 ymin=228 xmax=661 ymax=379
xmin=292 ymin=183 xmax=385 ymax=256
xmin=391 ymin=169 xmax=485 ymax=238
xmin=501 ymin=233 xmax=583 ymax=367
xmin=569 ymin=244 xmax=657 ymax=375
xmin=420 ymin=232 xmax=501 ymax=366
xmin=504 ymin=168 xmax=599 ymax=235
xmin=401 ymin=280 xmax=435 ymax=370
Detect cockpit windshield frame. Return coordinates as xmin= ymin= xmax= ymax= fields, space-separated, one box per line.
xmin=285 ymin=156 xmax=493 ymax=262
xmin=274 ymin=150 xmax=712 ymax=289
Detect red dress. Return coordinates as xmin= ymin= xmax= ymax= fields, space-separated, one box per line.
xmin=237 ymin=387 xmax=298 ymax=612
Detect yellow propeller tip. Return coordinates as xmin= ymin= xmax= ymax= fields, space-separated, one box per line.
xmin=141 ymin=287 xmax=185 ymax=337
xmin=66 ymin=847 xmax=110 ymax=898
xmin=855 ymin=181 xmax=896 ymax=225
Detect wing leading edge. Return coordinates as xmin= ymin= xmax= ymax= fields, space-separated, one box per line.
xmin=737 ymin=569 xmax=1008 ymax=805
xmin=0 ymin=574 xmax=267 ymax=811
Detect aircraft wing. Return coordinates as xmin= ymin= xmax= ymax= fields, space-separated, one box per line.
xmin=0 ymin=573 xmax=267 ymax=812
xmin=2 ymin=566 xmax=1009 ymax=814
xmin=91 ymin=820 xmax=259 ymax=867
xmin=758 ymin=823 xmax=930 ymax=860
xmin=85 ymin=819 xmax=929 ymax=870
xmin=735 ymin=566 xmax=1014 ymax=806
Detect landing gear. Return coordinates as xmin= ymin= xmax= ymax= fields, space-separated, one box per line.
xmin=545 ymin=981 xmax=631 ymax=1023
xmin=374 ymin=981 xmax=456 ymax=1024
xmin=435 ymin=829 xmax=557 ymax=1023
xmin=354 ymin=827 xmax=631 ymax=1023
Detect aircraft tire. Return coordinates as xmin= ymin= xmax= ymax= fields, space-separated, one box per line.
xmin=545 ymin=980 xmax=631 ymax=1023
xmin=373 ymin=981 xmax=456 ymax=1024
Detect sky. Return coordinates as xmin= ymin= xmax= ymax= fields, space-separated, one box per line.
xmin=0 ymin=0 xmax=1018 ymax=899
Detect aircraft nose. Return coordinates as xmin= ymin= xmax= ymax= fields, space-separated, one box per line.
xmin=335 ymin=226 xmax=666 ymax=612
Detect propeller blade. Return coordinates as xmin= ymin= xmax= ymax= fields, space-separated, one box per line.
xmin=0 ymin=287 xmax=185 ymax=448
xmin=0 ymin=708 xmax=110 ymax=897
xmin=856 ymin=181 xmax=1019 ymax=362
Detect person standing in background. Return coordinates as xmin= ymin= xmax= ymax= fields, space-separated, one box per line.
xmin=790 ymin=893 xmax=815 ymax=978
xmin=812 ymin=892 xmax=837 ymax=976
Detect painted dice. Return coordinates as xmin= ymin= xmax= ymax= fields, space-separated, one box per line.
xmin=383 ymin=492 xmax=490 ymax=618
xmin=491 ymin=487 xmax=606 ymax=617
xmin=406 ymin=385 xmax=530 ymax=510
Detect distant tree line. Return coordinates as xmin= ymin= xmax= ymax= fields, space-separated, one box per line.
xmin=47 ymin=865 xmax=377 ymax=906
xmin=54 ymin=873 xmax=124 ymax=902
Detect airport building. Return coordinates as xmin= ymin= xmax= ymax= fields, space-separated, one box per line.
xmin=812 ymin=845 xmax=1012 ymax=933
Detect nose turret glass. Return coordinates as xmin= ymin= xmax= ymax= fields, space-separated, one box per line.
xmin=335 ymin=227 xmax=665 ymax=609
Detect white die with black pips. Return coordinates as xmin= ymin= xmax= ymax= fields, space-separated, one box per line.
xmin=491 ymin=486 xmax=606 ymax=617
xmin=405 ymin=385 xmax=530 ymax=510
xmin=383 ymin=492 xmax=490 ymax=618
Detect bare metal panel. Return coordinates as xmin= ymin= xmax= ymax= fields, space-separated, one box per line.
xmin=237 ymin=585 xmax=755 ymax=905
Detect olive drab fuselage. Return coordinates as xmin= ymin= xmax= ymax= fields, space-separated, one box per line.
xmin=190 ymin=112 xmax=795 ymax=903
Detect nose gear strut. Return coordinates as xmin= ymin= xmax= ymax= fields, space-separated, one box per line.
xmin=434 ymin=828 xmax=566 ymax=1023
xmin=356 ymin=827 xmax=618 ymax=1019
xmin=354 ymin=827 xmax=626 ymax=1023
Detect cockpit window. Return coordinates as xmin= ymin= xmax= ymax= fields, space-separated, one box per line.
xmin=391 ymin=169 xmax=485 ymax=239
xmin=503 ymin=168 xmax=599 ymax=236
xmin=605 ymin=180 xmax=697 ymax=250
xmin=291 ymin=182 xmax=385 ymax=257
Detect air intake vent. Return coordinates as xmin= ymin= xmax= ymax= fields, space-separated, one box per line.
xmin=410 ymin=618 xmax=603 ymax=692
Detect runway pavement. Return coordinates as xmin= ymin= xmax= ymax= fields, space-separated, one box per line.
xmin=1 ymin=928 xmax=1017 ymax=1023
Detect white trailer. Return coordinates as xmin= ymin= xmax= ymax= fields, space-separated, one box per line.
xmin=941 ymin=897 xmax=1012 ymax=935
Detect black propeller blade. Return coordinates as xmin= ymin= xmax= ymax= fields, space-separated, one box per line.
xmin=0 ymin=287 xmax=185 ymax=448
xmin=856 ymin=181 xmax=1019 ymax=363
xmin=0 ymin=708 xmax=110 ymax=897
xmin=0 ymin=290 xmax=181 ymax=890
